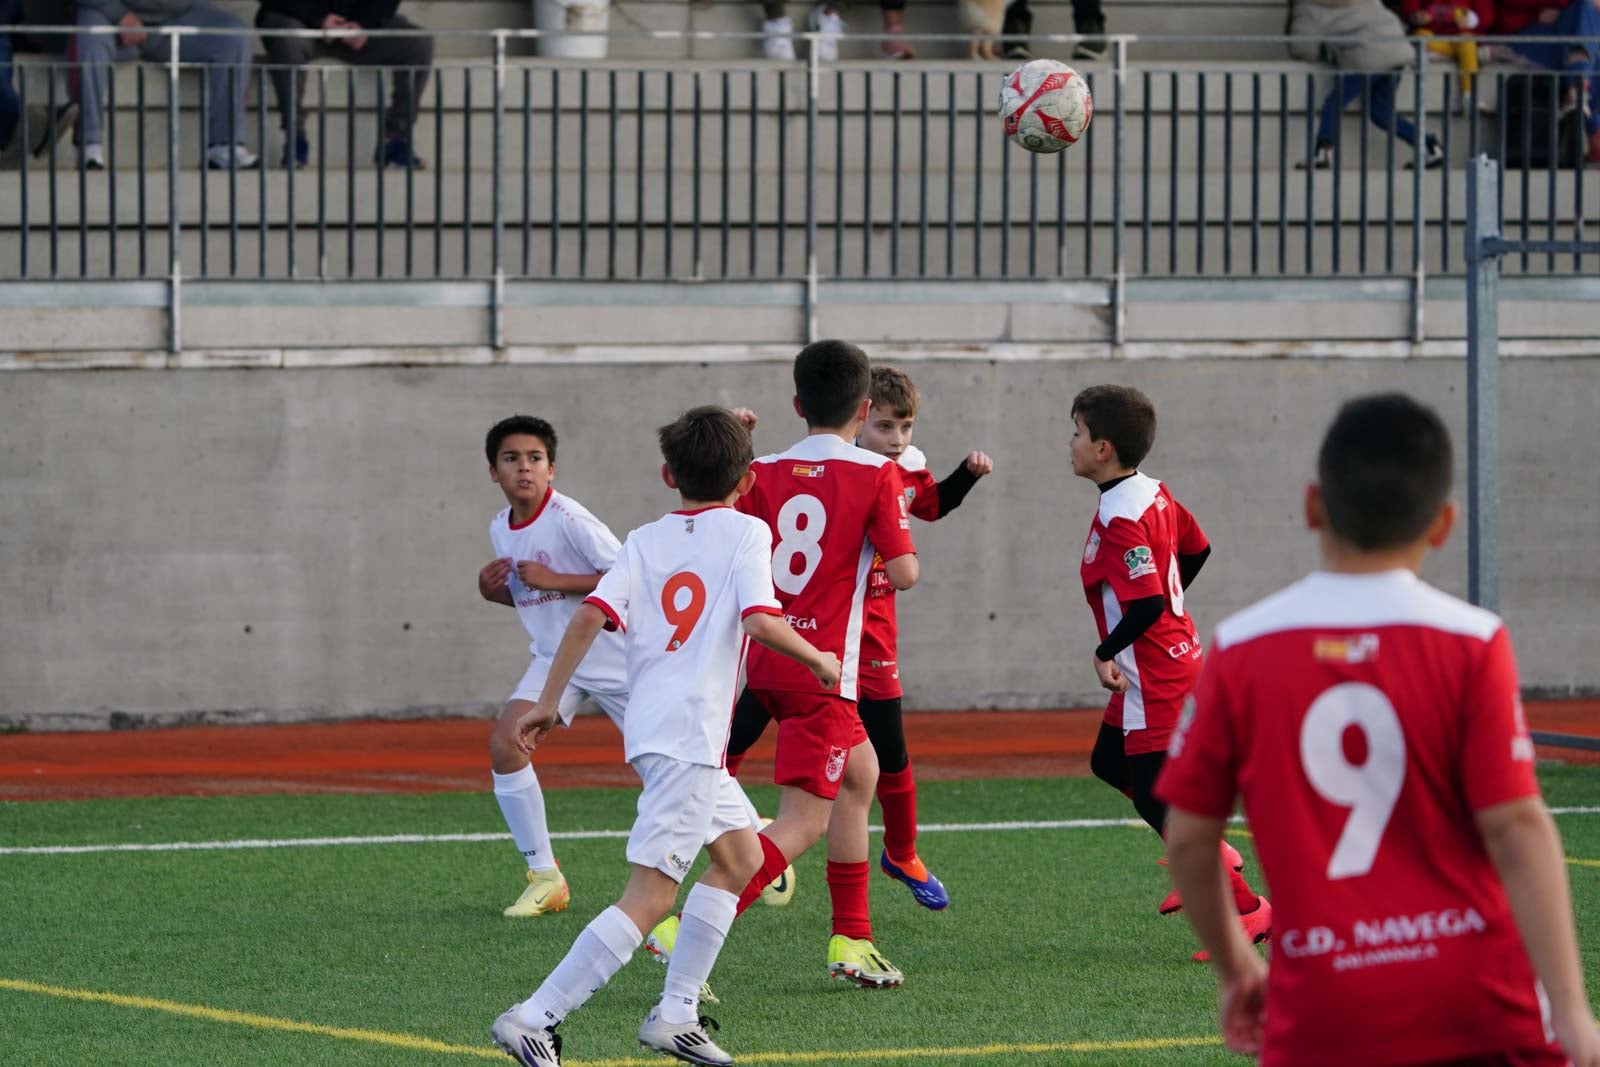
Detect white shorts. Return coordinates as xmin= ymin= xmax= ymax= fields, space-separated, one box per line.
xmin=625 ymin=754 xmax=755 ymax=882
xmin=510 ymin=658 xmax=627 ymax=729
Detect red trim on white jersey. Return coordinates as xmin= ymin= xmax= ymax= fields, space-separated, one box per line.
xmin=740 ymin=605 xmax=783 ymax=620
xmin=583 ymin=595 xmax=625 ymax=633
xmin=672 ymin=505 xmax=732 ymax=516
xmin=507 ymin=486 xmax=554 ymax=531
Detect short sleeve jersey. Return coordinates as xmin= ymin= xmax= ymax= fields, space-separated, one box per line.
xmin=584 ymin=506 xmax=783 ymax=766
xmin=736 ymin=433 xmax=916 ymax=701
xmin=489 ymin=487 xmax=629 ymax=694
xmin=860 ymin=445 xmax=942 ymax=701
xmin=1079 ymin=473 xmax=1208 ymax=741
xmin=1156 ymin=570 xmax=1549 ymax=1067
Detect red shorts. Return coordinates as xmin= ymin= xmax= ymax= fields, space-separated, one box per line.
xmin=748 ymin=688 xmax=867 ymax=800
xmin=1103 ymin=693 xmax=1181 ymax=757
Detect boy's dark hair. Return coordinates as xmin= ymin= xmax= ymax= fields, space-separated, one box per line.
xmin=658 ymin=406 xmax=755 ymax=502
xmin=794 ymin=340 xmax=871 ymax=428
xmin=1317 ymin=393 xmax=1453 ymax=551
xmin=869 ymin=365 xmax=920 ymax=419
xmin=1070 ymin=385 xmax=1157 ymax=468
xmin=486 ymin=415 xmax=558 ymax=466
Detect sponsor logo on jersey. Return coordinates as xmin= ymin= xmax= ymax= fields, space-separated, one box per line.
xmin=685 ymin=517 xmax=695 ymax=533
xmin=824 ymin=745 xmax=848 ymax=783
xmin=1083 ymin=530 xmax=1101 ymax=563
xmin=1167 ymin=638 xmax=1201 ymax=660
xmin=784 ymin=614 xmax=819 ymax=630
xmin=1124 ymin=545 xmax=1156 ymax=579
xmin=792 ymin=463 xmax=826 ymax=478
xmin=1154 ymin=494 xmax=1168 ymax=511
xmin=1313 ymin=634 xmax=1380 ymax=664
xmin=516 ymin=590 xmax=566 ymax=609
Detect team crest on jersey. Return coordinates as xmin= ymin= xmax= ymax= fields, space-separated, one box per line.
xmin=1154 ymin=494 xmax=1168 ymax=511
xmin=1084 ymin=530 xmax=1101 ymax=563
xmin=1313 ymin=634 xmax=1380 ymax=664
xmin=1124 ymin=545 xmax=1155 ymax=579
xmin=823 ymin=745 xmax=848 ymax=783
xmin=534 ymin=549 xmax=552 ymax=566
xmin=792 ymin=463 xmax=826 ymax=478
xmin=903 ymin=486 xmax=917 ymax=507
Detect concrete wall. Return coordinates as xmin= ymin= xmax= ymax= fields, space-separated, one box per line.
xmin=3 ymin=353 xmax=1597 ymax=730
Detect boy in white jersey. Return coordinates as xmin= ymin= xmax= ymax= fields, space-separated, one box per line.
xmin=491 ymin=406 xmax=840 ymax=1067
xmin=478 ymin=415 xmax=632 ymax=918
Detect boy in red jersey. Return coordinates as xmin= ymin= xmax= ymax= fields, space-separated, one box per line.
xmin=1070 ymin=385 xmax=1269 ymax=958
xmin=1160 ymin=393 xmax=1600 ymax=1067
xmin=721 ymin=365 xmax=992 ymax=911
xmin=654 ymin=339 xmax=920 ymax=989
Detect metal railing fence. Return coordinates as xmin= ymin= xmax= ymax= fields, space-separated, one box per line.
xmin=3 ymin=29 xmax=1599 ymax=287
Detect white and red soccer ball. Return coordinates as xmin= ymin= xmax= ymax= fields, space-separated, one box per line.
xmin=999 ymin=59 xmax=1092 ymax=154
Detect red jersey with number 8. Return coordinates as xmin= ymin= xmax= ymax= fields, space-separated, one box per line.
xmin=1156 ymin=570 xmax=1554 ymax=1067
xmin=737 ymin=433 xmax=915 ymax=701
xmin=1079 ymin=473 xmax=1208 ymax=755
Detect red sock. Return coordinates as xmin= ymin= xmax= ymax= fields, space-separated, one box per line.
xmin=734 ymin=832 xmax=790 ymax=916
xmin=1229 ymin=865 xmax=1260 ymax=914
xmin=877 ymin=763 xmax=919 ymax=866
xmin=725 ymin=750 xmax=747 ymax=777
xmin=827 ymin=860 xmax=873 ymax=941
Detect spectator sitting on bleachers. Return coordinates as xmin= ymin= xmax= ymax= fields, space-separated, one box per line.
xmin=255 ymin=0 xmax=431 ymax=169
xmin=1 ymin=0 xmax=21 ymax=158
xmin=1493 ymin=0 xmax=1600 ymax=162
xmin=1290 ymin=0 xmax=1445 ymax=168
xmin=73 ymin=0 xmax=257 ymax=169
xmin=998 ymin=0 xmax=1107 ymax=62
xmin=1399 ymin=0 xmax=1490 ymax=110
xmin=787 ymin=0 xmax=915 ymax=62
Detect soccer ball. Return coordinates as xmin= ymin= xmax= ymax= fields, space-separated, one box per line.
xmin=999 ymin=59 xmax=1092 ymax=154
xmin=757 ymin=816 xmax=795 ymax=907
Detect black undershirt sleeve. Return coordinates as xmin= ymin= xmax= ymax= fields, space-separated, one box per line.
xmin=934 ymin=462 xmax=981 ymax=518
xmin=1095 ymin=595 xmax=1165 ymax=663
xmin=1177 ymin=544 xmax=1211 ymax=589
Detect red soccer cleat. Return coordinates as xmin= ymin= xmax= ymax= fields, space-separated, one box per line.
xmin=1157 ymin=842 xmax=1244 ymax=915
xmin=1192 ymin=896 xmax=1272 ymax=962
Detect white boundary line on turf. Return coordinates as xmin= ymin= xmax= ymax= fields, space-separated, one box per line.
xmin=5 ymin=808 xmax=1600 ymax=857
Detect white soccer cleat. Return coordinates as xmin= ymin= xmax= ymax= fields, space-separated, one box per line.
xmin=638 ymin=1008 xmax=733 ymax=1066
xmin=490 ymin=1005 xmax=563 ymax=1066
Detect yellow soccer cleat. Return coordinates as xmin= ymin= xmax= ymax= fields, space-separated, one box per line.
xmin=643 ymin=914 xmax=720 ymax=1005
xmin=757 ymin=817 xmax=795 ymax=907
xmin=826 ymin=935 xmax=904 ymax=989
xmin=503 ymin=866 xmax=571 ymax=918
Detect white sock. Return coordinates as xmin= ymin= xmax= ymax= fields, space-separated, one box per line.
xmin=659 ymin=883 xmax=738 ymax=1024
xmin=518 ymin=905 xmax=642 ymax=1028
xmin=493 ymin=764 xmax=557 ymax=871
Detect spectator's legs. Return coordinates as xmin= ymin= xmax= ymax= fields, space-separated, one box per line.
xmin=1071 ymin=0 xmax=1106 ymax=59
xmin=1365 ymin=72 xmax=1423 ymax=146
xmin=1552 ymin=0 xmax=1600 ymax=135
xmin=0 ymin=0 xmax=21 ymax=153
xmin=144 ymin=2 xmax=251 ymax=149
xmin=355 ymin=16 xmax=434 ymax=139
xmin=1000 ymin=0 xmax=1032 ymax=60
xmin=759 ymin=0 xmax=784 ymax=16
xmin=1313 ymin=73 xmax=1366 ymax=147
xmin=256 ymin=9 xmax=318 ymax=137
xmin=73 ymin=10 xmax=127 ymax=150
xmin=879 ymin=0 xmax=912 ymax=59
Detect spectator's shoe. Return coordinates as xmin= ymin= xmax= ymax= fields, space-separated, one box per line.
xmin=762 ymin=17 xmax=796 ymax=60
xmin=1072 ymin=15 xmax=1106 ymax=61
xmin=1295 ymin=141 xmax=1334 ymax=170
xmin=826 ymin=935 xmax=904 ymax=988
xmin=79 ymin=143 xmax=106 ymax=171
xmin=644 ymin=915 xmax=721 ymax=1004
xmin=30 ymin=102 xmax=78 ymax=159
xmin=808 ymin=4 xmax=845 ymax=62
xmin=1405 ymin=137 xmax=1445 ymax=170
xmin=378 ymin=136 xmax=427 ymax=169
xmin=1193 ymin=896 xmax=1272 ymax=962
xmin=282 ymin=132 xmax=310 ymax=170
xmin=880 ymin=849 xmax=949 ymax=910
xmin=207 ymin=144 xmax=260 ymax=170
xmin=491 ymin=1006 xmax=563 ymax=1067
xmin=504 ymin=866 xmax=570 ymax=917
xmin=1001 ymin=0 xmax=1033 ymax=60
xmin=638 ymin=1009 xmax=733 ymax=1067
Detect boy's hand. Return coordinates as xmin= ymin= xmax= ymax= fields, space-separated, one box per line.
xmin=810 ymin=651 xmax=842 ymax=690
xmin=118 ymin=12 xmax=147 ymax=46
xmin=479 ymin=557 xmax=514 ymax=598
xmin=1094 ymin=654 xmax=1129 ymax=693
xmin=965 ymin=450 xmax=994 ymax=477
xmin=1217 ymin=954 xmax=1269 ymax=1055
xmin=730 ymin=406 xmax=759 ymax=431
xmin=517 ymin=560 xmax=562 ymax=590
xmin=515 ymin=703 xmax=560 ymax=753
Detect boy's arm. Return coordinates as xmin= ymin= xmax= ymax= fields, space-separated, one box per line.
xmin=515 ymin=604 xmax=607 ymax=750
xmin=479 ymin=557 xmax=516 ymax=606
xmin=515 ymin=561 xmax=605 ymax=595
xmin=1177 ymin=545 xmax=1211 ymax=590
xmin=742 ymin=613 xmax=841 ymax=690
xmin=1477 ymin=798 xmax=1600 ymax=1061
xmin=871 ymin=463 xmax=920 ymax=589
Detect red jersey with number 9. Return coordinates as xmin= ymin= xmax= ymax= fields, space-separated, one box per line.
xmin=1156 ymin=570 xmax=1553 ymax=1067
xmin=737 ymin=433 xmax=916 ymax=701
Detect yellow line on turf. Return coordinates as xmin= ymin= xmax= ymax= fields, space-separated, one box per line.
xmin=1225 ymin=827 xmax=1254 ymax=839
xmin=1569 ymin=858 xmax=1600 ymax=868
xmin=2 ymin=976 xmax=1221 ymax=1064
xmin=0 ymin=978 xmax=505 ymax=1060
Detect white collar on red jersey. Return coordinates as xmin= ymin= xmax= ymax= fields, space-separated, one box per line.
xmin=1096 ymin=471 xmax=1162 ymax=526
xmin=761 ymin=433 xmax=893 ymax=467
